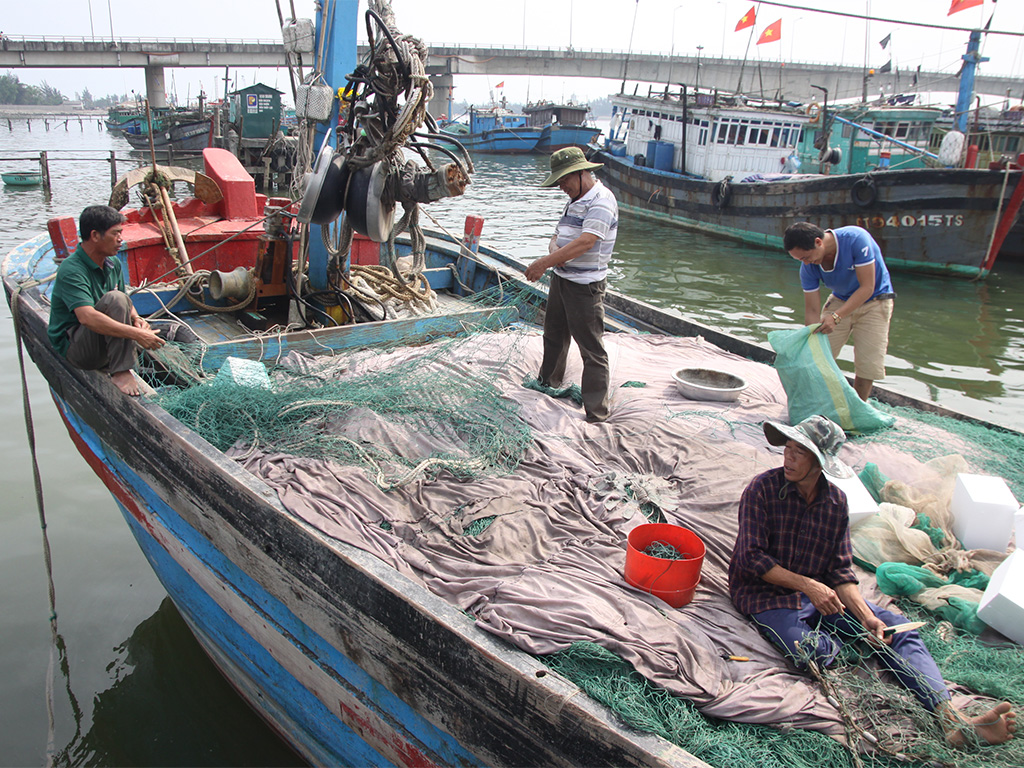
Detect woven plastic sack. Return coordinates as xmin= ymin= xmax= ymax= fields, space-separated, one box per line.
xmin=767 ymin=325 xmax=895 ymax=434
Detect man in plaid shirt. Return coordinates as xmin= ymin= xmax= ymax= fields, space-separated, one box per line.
xmin=729 ymin=415 xmax=1015 ymax=746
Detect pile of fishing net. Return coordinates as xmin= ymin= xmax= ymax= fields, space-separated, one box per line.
xmin=150 ymin=322 xmax=535 ymax=491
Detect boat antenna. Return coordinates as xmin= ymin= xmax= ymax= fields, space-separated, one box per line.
xmin=619 ymin=0 xmax=641 ymax=94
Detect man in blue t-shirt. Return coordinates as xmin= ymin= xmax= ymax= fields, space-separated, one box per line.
xmin=784 ymin=222 xmax=895 ymax=401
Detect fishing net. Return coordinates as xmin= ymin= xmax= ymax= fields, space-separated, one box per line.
xmin=149 ymin=321 xmax=536 ymax=490
xmin=545 ymin=612 xmax=1024 ymax=768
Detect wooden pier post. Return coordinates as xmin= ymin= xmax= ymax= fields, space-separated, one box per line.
xmin=109 ymin=150 xmax=118 ymax=191
xmin=39 ymin=151 xmax=51 ymax=195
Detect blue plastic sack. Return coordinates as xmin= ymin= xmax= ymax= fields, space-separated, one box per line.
xmin=767 ymin=325 xmax=895 ymax=434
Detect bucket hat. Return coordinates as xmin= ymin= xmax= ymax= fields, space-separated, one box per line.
xmin=540 ymin=146 xmax=603 ymax=187
xmin=762 ymin=415 xmax=853 ymax=478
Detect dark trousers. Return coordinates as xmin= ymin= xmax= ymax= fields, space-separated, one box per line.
xmin=539 ymin=274 xmax=609 ymax=422
xmin=752 ymin=594 xmax=949 ymax=711
xmin=65 ymin=291 xmax=139 ymax=374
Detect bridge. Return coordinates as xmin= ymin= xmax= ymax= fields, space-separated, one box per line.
xmin=1 ymin=36 xmax=1019 ymax=111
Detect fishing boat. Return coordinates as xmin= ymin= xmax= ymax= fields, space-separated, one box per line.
xmin=595 ymin=28 xmax=1024 ymax=279
xmin=440 ymin=104 xmax=542 ymax=153
xmin=122 ymin=115 xmax=214 ymax=153
xmin=6 ymin=4 xmax=1023 ymax=767
xmin=524 ymin=100 xmax=601 ymax=153
xmin=2 ymin=171 xmax=42 ymax=186
xmin=596 ymin=87 xmax=1024 ymax=278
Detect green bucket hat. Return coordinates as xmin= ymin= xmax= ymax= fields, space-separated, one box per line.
xmin=540 ymin=146 xmax=603 ymax=188
xmin=762 ymin=414 xmax=854 ymax=478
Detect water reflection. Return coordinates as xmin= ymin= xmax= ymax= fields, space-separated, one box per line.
xmin=53 ymin=598 xmax=302 ymax=768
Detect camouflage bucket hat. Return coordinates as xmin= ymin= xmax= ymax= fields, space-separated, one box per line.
xmin=763 ymin=415 xmax=853 ymax=478
xmin=540 ymin=146 xmax=603 ymax=187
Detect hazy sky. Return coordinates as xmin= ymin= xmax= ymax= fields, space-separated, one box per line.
xmin=4 ymin=1 xmax=1023 ymax=106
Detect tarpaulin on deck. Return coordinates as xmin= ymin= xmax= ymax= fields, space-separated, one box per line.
xmin=237 ymin=329 xmax=995 ymax=738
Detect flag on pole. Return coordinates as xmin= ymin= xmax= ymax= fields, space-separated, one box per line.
xmin=756 ymin=19 xmax=782 ymax=45
xmin=878 ymin=59 xmax=892 ymax=74
xmin=735 ymin=6 xmax=756 ymax=31
xmin=948 ymin=0 xmax=983 ymax=15
xmin=495 ymin=81 xmax=505 ymax=89
xmin=879 ymin=33 xmax=891 ymax=49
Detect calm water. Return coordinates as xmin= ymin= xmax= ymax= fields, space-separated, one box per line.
xmin=2 ymin=120 xmax=1024 ymax=766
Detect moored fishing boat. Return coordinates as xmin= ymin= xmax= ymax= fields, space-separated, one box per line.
xmin=524 ymin=100 xmax=601 ymax=153
xmin=5 ymin=3 xmax=1024 ymax=767
xmin=595 ymin=31 xmax=1024 ymax=279
xmin=440 ymin=104 xmax=542 ymax=154
xmin=2 ymin=170 xmax=42 ymax=186
xmin=122 ymin=115 xmax=213 ymax=153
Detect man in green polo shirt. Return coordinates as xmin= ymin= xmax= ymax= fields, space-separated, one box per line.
xmin=47 ymin=205 xmax=164 ymax=396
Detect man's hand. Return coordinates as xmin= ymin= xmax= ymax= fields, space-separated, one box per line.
xmin=132 ymin=315 xmax=152 ymax=331
xmin=134 ymin=326 xmax=165 ymax=351
xmin=813 ymin=315 xmax=837 ymax=335
xmin=525 ymin=256 xmax=550 ymax=282
xmin=803 ymin=579 xmax=844 ymax=616
xmin=860 ymin=612 xmax=892 ymax=645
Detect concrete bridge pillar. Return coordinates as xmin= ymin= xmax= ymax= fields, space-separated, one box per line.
xmin=145 ymin=65 xmax=167 ymax=109
xmin=429 ymin=74 xmax=454 ymax=122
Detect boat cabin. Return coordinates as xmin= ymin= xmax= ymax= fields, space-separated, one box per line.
xmin=610 ymin=92 xmax=808 ymax=182
xmin=523 ymin=101 xmax=589 ymax=128
xmin=468 ymin=106 xmax=528 ymax=133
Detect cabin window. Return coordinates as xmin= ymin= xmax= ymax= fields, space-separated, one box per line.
xmin=895 ymin=122 xmax=910 ymax=139
xmin=841 ymin=124 xmax=853 ymax=139
xmin=699 ymin=125 xmax=708 ymax=145
xmin=770 ymin=127 xmax=781 ymax=147
xmin=750 ymin=125 xmax=770 ymax=145
xmin=1005 ymin=136 xmax=1020 ymax=153
xmin=978 ymin=134 xmax=991 ymax=151
xmin=727 ymin=122 xmax=743 ymax=145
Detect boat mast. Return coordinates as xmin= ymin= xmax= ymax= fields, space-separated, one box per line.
xmin=953 ymin=30 xmax=988 ymax=133
xmin=307 ymin=0 xmax=359 ymax=292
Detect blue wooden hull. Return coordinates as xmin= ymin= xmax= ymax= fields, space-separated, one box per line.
xmin=448 ymin=127 xmax=542 ymax=154
xmin=53 ymin=398 xmax=482 ymax=767
xmin=536 ymin=124 xmax=601 ymax=153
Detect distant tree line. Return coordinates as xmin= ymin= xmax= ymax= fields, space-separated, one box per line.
xmin=0 ymin=71 xmax=125 ymax=107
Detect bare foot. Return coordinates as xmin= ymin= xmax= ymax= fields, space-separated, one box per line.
xmin=110 ymin=370 xmax=140 ymax=397
xmin=945 ymin=701 xmax=1016 ymax=747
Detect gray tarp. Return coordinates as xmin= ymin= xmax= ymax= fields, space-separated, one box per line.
xmin=239 ymin=329 xmax=983 ymax=737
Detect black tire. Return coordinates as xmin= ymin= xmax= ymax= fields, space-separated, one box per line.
xmin=712 ymin=177 xmax=732 ymax=208
xmin=634 ymin=153 xmax=646 ymax=167
xmin=851 ymin=177 xmax=877 ymax=208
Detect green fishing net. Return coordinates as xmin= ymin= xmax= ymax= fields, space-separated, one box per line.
xmin=150 ymin=324 xmax=535 ymax=490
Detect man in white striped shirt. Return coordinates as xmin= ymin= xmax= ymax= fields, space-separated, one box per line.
xmin=526 ymin=147 xmax=619 ymax=423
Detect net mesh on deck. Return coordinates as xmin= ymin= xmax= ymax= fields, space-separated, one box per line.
xmin=147 ymin=322 xmax=535 ymax=491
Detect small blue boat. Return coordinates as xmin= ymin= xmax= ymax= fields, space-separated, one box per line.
xmin=2 ymin=171 xmax=42 ymax=187
xmin=440 ymin=105 xmax=542 ymax=154
xmin=524 ymin=101 xmax=602 ymax=153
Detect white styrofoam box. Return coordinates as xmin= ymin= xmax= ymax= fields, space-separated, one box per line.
xmin=826 ymin=471 xmax=880 ymax=527
xmin=977 ymin=549 xmax=1024 ymax=646
xmin=215 ymin=356 xmax=271 ymax=390
xmin=950 ymin=473 xmax=1017 ymax=552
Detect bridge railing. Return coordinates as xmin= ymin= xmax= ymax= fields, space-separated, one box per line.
xmin=1 ymin=35 xmax=283 ymax=46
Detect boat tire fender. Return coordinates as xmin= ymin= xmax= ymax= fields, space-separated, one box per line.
xmin=806 ymin=102 xmax=821 ymax=124
xmin=712 ymin=177 xmax=732 ymax=208
xmin=634 ymin=153 xmax=646 ymax=167
xmin=851 ymin=177 xmax=877 ymax=208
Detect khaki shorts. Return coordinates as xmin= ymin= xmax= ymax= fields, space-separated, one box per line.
xmin=821 ymin=294 xmax=894 ymax=381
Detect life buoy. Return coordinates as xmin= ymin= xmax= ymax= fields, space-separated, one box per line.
xmin=711 ymin=176 xmax=732 ymax=208
xmin=851 ymin=177 xmax=878 ymax=208
xmin=806 ymin=102 xmax=821 ymax=124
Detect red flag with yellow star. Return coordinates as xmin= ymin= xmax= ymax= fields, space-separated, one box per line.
xmin=735 ymin=6 xmax=756 ymax=31
xmin=756 ymin=19 xmax=782 ymax=45
xmin=948 ymin=0 xmax=983 ymax=15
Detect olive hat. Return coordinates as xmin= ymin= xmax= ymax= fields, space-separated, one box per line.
xmin=762 ymin=414 xmax=854 ymax=478
xmin=540 ymin=146 xmax=603 ymax=187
